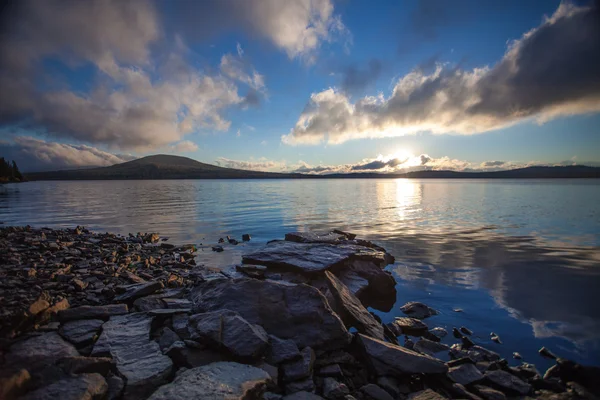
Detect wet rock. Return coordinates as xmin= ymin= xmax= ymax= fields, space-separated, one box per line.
xmin=285 ymin=231 xmax=347 ymax=244
xmin=513 ymin=352 xmax=522 ymax=360
xmin=267 ymin=335 xmax=301 ymax=364
xmin=448 ymin=363 xmax=484 ymax=385
xmin=212 ymin=245 xmax=224 ymax=252
xmin=5 ymin=332 xmax=79 ymax=369
xmin=56 ymin=356 xmax=114 ymax=375
xmin=473 ymin=385 xmax=506 ymax=400
xmin=242 ymin=234 xmax=251 ymax=241
xmin=323 ymin=377 xmax=349 ymax=399
xmin=148 ymin=361 xmax=271 ymax=399
xmin=400 ymin=302 xmax=438 ymax=319
xmin=462 ymin=335 xmax=475 ymax=349
xmin=407 ymin=389 xmax=447 ymax=400
xmin=430 ymin=327 xmax=448 ymax=339
xmin=114 ymin=280 xmax=163 ymax=302
xmin=192 ymin=278 xmax=351 ymax=350
xmin=546 ymin=358 xmax=600 ymax=395
xmin=282 ymin=347 xmax=316 ymax=382
xmin=484 ymin=370 xmax=531 ymax=395
xmin=389 ymin=317 xmax=429 ymax=336
xmin=188 ymin=309 xmax=269 ymax=359
xmin=452 ymin=328 xmax=462 ymax=339
xmin=159 ymin=327 xmax=181 ymax=352
xmin=286 ymin=377 xmax=316 ymax=394
xmin=490 ymin=333 xmax=501 ymax=344
xmin=357 ymin=333 xmax=448 ymax=376
xmin=19 ymin=373 xmax=107 ymax=400
xmin=58 ymin=319 xmax=103 ymax=346
xmin=460 ymin=326 xmax=473 ymax=336
xmin=360 ymin=383 xmax=394 ymax=400
xmin=283 ymin=392 xmax=324 ymax=399
xmin=91 ymin=313 xmax=173 ymax=400
xmin=414 ymin=338 xmax=450 ymax=356
xmin=539 ymin=346 xmax=558 ymax=359
xmin=237 ymin=264 xmax=267 ymax=278
xmin=324 ymin=271 xmax=384 ymax=340
xmin=57 ymin=304 xmax=128 ymax=322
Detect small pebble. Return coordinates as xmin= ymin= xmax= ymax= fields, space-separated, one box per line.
xmin=513 ymin=352 xmax=522 ymax=360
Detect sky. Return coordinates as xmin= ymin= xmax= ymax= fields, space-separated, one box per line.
xmin=0 ymin=0 xmax=599 ymax=173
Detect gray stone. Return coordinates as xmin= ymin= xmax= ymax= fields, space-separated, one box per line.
xmin=242 ymin=240 xmax=388 ymax=273
xmin=283 ymin=392 xmax=324 ymax=400
xmin=448 ymin=363 xmax=484 ymax=385
xmin=57 ymin=304 xmax=128 ymax=322
xmin=106 ymin=375 xmax=125 ymax=400
xmin=5 ymin=332 xmax=79 ymax=369
xmin=133 ymin=296 xmax=165 ymax=311
xmin=407 ymin=389 xmax=447 ymax=400
xmin=91 ymin=313 xmax=173 ymax=400
xmin=318 ymin=364 xmax=344 ymax=377
xmin=282 ymin=347 xmax=316 ymax=382
xmin=268 ymin=335 xmax=301 ymax=364
xmin=171 ymin=313 xmax=191 ymax=339
xmin=323 ymin=377 xmax=349 ymax=399
xmin=485 ymin=370 xmax=531 ymax=395
xmin=192 ymin=278 xmax=351 ymax=350
xmin=56 ymin=356 xmax=114 ymax=375
xmin=147 ymin=362 xmax=271 ymax=400
xmin=264 ymin=392 xmax=283 ymax=400
xmin=286 ymin=377 xmax=316 ymax=394
xmin=165 ymin=341 xmax=229 ymax=368
xmin=414 ymin=338 xmax=450 ymax=356
xmin=376 ymin=376 xmax=404 ymax=398
xmin=473 ymin=385 xmax=506 ymax=400
xmin=399 ymin=302 xmax=438 ymax=319
xmin=325 ymin=271 xmax=384 ymax=340
xmin=114 ymin=280 xmax=163 ymax=302
xmin=19 ymin=373 xmax=107 ymax=400
xmin=430 ymin=327 xmax=448 ymax=339
xmin=189 ymin=309 xmax=269 ymax=359
xmin=360 ymin=384 xmax=394 ymax=400
xmin=159 ymin=327 xmax=181 ymax=352
xmin=357 ymin=334 xmax=448 ymax=375
xmin=58 ymin=319 xmax=103 ymax=346
xmin=389 ymin=317 xmax=429 ymax=336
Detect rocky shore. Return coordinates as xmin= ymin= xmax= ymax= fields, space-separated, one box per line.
xmin=1 ymin=226 xmax=598 ymax=400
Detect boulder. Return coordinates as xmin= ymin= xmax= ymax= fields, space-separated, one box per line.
xmin=407 ymin=389 xmax=447 ymax=400
xmin=357 ymin=334 xmax=448 ymax=376
xmin=172 ymin=313 xmax=191 ymax=339
xmin=414 ymin=338 xmax=450 ymax=356
xmin=323 ymin=377 xmax=349 ymax=399
xmin=58 ymin=319 xmax=103 ymax=346
xmin=473 ymin=385 xmax=506 ymax=400
xmin=400 ymin=302 xmax=438 ymax=319
xmin=324 ymin=271 xmax=384 ymax=340
xmin=448 ymin=363 xmax=484 ymax=385
xmin=389 ymin=317 xmax=429 ymax=336
xmin=91 ymin=313 xmax=173 ymax=400
xmin=56 ymin=356 xmax=114 ymax=375
xmin=57 ymin=304 xmax=128 ymax=322
xmin=192 ymin=278 xmax=351 ymax=350
xmin=188 ymin=309 xmax=269 ymax=359
xmin=5 ymin=332 xmax=79 ymax=369
xmin=165 ymin=341 xmax=230 ymax=368
xmin=430 ymin=327 xmax=448 ymax=339
xmin=334 ymin=261 xmax=396 ymax=312
xmin=106 ymin=375 xmax=125 ymax=400
xmin=267 ymin=335 xmax=301 ymax=364
xmin=484 ymin=370 xmax=531 ymax=395
xmin=19 ymin=373 xmax=107 ymax=400
xmin=147 ymin=362 xmax=271 ymax=400
xmin=285 ymin=377 xmax=316 ymax=394
xmin=282 ymin=347 xmax=315 ymax=382
xmin=159 ymin=327 xmax=181 ymax=352
xmin=114 ymin=281 xmax=163 ymax=302
xmin=360 ymin=383 xmax=394 ymax=400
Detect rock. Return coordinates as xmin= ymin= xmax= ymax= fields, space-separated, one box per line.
xmin=148 ymin=308 xmax=192 ymax=316
xmin=192 ymin=278 xmax=351 ymax=350
xmin=212 ymin=245 xmax=224 ymax=252
xmin=539 ymin=346 xmax=557 ymax=359
xmin=484 ymin=370 xmax=531 ymax=395
xmin=19 ymin=373 xmax=107 ymax=400
xmin=360 ymin=383 xmax=394 ymax=400
xmin=400 ymin=302 xmax=438 ymax=319
xmin=242 ymin=234 xmax=251 ymax=241
xmin=114 ymin=280 xmax=163 ymax=302
xmin=473 ymin=385 xmax=506 ymax=400
xmin=490 ymin=334 xmax=501 ymax=344
xmin=414 ymin=338 xmax=450 ymax=356
xmin=317 ymin=364 xmax=344 ymax=377
xmin=407 ymin=389 xmax=447 ymax=400
xmin=242 ymin=240 xmax=388 ymax=273
xmin=448 ymin=363 xmax=485 ymax=385
xmin=148 ymin=362 xmax=271 ymax=400
xmin=58 ymin=319 xmax=103 ymax=346
xmin=5 ymin=332 xmax=79 ymax=369
xmin=430 ymin=327 xmax=448 ymax=339
xmin=376 ymin=377 xmax=404 ymax=398
xmin=389 ymin=317 xmax=429 ymax=336
xmin=357 ymin=334 xmax=447 ymax=376
xmin=172 ymin=313 xmax=191 ymax=339
xmin=460 ymin=326 xmax=473 ymax=336
xmin=106 ymin=375 xmax=125 ymax=400
xmin=453 ymin=328 xmax=462 ymax=338
xmin=165 ymin=341 xmax=229 ymax=368
xmin=159 ymin=327 xmax=181 ymax=352
xmin=323 ymin=377 xmax=349 ymax=399
xmin=282 ymin=347 xmax=315 ymax=382
xmin=0 ymin=369 xmax=30 ymax=399
xmin=264 ymin=392 xmax=283 ymax=400
xmin=332 ymin=229 xmax=357 ymax=240
xmin=91 ymin=313 xmax=173 ymax=400
xmin=449 ymin=383 xmax=481 ymax=400
xmin=133 ymin=296 xmax=165 ymax=311
xmin=286 ymin=377 xmax=316 ymax=394
xmin=285 ymin=231 xmax=347 ymax=244
xmin=513 ymin=352 xmax=522 ymax=360
xmin=268 ymin=335 xmax=301 ymax=364
xmin=56 ymin=356 xmax=114 ymax=375
xmin=324 ymin=271 xmax=384 ymax=340
xmin=462 ymin=335 xmax=475 ymax=349
xmin=283 ymin=392 xmax=324 ymax=400
xmin=334 ymin=261 xmax=396 ymax=311
xmin=188 ymin=309 xmax=269 ymax=359
xmin=57 ymin=304 xmax=128 ymax=322
xmin=237 ymin=264 xmax=267 ymax=278
xmin=28 ymin=298 xmax=50 ymax=315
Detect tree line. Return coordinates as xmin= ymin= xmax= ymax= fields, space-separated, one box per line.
xmin=0 ymin=157 xmax=24 ymax=182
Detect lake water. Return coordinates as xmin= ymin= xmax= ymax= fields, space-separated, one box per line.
xmin=1 ymin=179 xmax=599 ymax=370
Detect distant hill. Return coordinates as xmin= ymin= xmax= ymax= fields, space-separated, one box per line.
xmin=25 ymin=155 xmax=600 ymax=180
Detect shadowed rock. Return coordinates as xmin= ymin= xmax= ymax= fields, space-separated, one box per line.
xmin=147 ymin=362 xmax=271 ymax=400
xmin=282 ymin=347 xmax=315 ymax=382
xmin=57 ymin=304 xmax=128 ymax=322
xmin=19 ymin=373 xmax=107 ymax=400
xmin=5 ymin=332 xmax=79 ymax=369
xmin=58 ymin=319 xmax=103 ymax=347
xmin=114 ymin=281 xmax=164 ymax=302
xmin=485 ymin=370 xmax=531 ymax=395
xmin=448 ymin=363 xmax=484 ymax=386
xmin=192 ymin=278 xmax=351 ymax=350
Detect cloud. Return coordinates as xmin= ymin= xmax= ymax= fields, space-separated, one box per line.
xmin=214 ymin=157 xmax=286 ymax=172
xmin=0 ymin=0 xmax=267 ymax=151
xmin=169 ymin=0 xmax=350 ymax=61
xmin=340 ymin=59 xmax=383 ymax=95
xmin=0 ymin=136 xmax=136 ymax=171
xmin=283 ymin=2 xmax=600 ymax=145
xmin=170 ymin=140 xmax=199 ymax=153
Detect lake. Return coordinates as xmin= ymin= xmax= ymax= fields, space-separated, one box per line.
xmin=1 ymin=179 xmax=599 ymax=370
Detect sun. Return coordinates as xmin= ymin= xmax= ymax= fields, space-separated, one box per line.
xmin=387 ymin=149 xmax=414 ymax=162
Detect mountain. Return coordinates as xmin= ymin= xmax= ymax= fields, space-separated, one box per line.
xmin=24 ymin=155 xmax=600 ymax=180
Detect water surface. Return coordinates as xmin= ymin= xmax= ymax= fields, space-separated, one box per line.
xmin=2 ymin=179 xmax=599 ymax=369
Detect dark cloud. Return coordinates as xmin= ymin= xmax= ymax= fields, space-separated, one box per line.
xmin=482 ymin=161 xmax=506 ymax=167
xmin=341 ymin=59 xmax=383 ymax=95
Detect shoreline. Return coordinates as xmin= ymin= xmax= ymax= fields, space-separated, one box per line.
xmin=1 ymin=226 xmax=598 ymax=400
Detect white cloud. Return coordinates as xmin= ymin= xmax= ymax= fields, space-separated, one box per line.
xmin=283 ymin=2 xmax=600 ymax=145
xmin=236 ymin=42 xmax=244 ymax=57
xmin=170 ymin=140 xmax=199 ymax=153
xmin=214 ymin=157 xmax=286 ymax=172
xmin=220 ymin=53 xmax=266 ymax=92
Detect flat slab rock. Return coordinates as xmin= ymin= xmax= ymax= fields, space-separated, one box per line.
xmin=114 ymin=281 xmax=163 ymax=302
xmin=400 ymin=302 xmax=438 ymax=320
xmin=485 ymin=370 xmax=532 ymax=395
xmin=91 ymin=312 xmax=172 ymax=400
xmin=448 ymin=363 xmax=484 ymax=386
xmin=408 ymin=389 xmax=448 ymax=400
xmin=242 ymin=240 xmax=387 ymax=273
xmin=5 ymin=332 xmax=79 ymax=369
xmin=390 ymin=317 xmax=429 ymax=336
xmin=357 ymin=334 xmax=448 ymax=376
xmin=147 ymin=361 xmax=271 ymax=400
xmin=57 ymin=304 xmax=128 ymax=322
xmin=19 ymin=373 xmax=107 ymax=400
xmin=192 ymin=278 xmax=351 ymax=350
xmin=58 ymin=319 xmax=103 ymax=346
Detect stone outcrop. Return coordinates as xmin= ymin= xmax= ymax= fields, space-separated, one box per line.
xmin=57 ymin=304 xmax=128 ymax=322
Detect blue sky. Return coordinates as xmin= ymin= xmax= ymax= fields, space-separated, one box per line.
xmin=0 ymin=0 xmax=598 ymax=172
